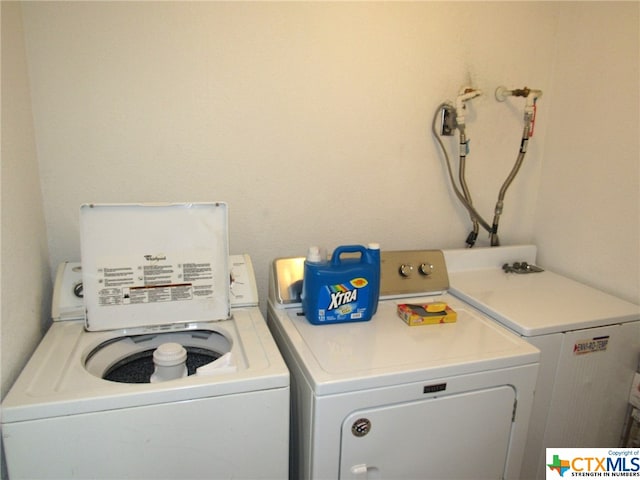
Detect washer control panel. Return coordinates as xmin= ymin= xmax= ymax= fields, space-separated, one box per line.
xmin=380 ymin=250 xmax=449 ymax=297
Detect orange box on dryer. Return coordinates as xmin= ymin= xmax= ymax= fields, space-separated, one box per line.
xmin=397 ymin=302 xmax=457 ymax=326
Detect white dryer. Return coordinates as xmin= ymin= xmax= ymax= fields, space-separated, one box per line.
xmin=267 ymin=249 xmax=540 ymax=480
xmin=1 ymin=203 xmax=289 ymax=480
xmin=444 ymin=245 xmax=640 ymax=480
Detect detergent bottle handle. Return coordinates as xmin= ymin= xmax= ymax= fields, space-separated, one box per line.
xmin=331 ymin=245 xmax=368 ymax=266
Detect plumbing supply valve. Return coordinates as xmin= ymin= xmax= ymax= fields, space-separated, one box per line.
xmin=495 ymin=86 xmax=542 ymax=107
xmin=495 ymin=86 xmax=542 ymax=136
xmin=455 ymin=87 xmax=482 ymax=127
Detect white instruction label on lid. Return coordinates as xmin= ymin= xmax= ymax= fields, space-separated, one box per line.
xmin=95 ymin=255 xmax=215 ymax=307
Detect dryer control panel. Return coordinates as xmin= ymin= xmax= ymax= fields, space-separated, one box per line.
xmin=380 ymin=250 xmax=449 ymax=298
xmin=271 ymin=249 xmax=450 ymax=306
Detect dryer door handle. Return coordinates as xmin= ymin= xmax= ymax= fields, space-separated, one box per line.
xmin=349 ymin=464 xmax=379 ymax=478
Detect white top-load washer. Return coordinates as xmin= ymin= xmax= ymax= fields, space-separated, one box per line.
xmin=444 ymin=245 xmax=640 ymax=480
xmin=267 ymin=249 xmax=540 ymax=480
xmin=1 ymin=203 xmax=290 ymax=480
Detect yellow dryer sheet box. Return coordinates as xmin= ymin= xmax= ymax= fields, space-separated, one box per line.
xmin=397 ymin=302 xmax=457 ymax=326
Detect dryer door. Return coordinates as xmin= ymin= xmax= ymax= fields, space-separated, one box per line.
xmin=340 ymin=386 xmax=515 ymax=479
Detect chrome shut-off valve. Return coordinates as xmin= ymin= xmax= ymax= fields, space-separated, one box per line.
xmin=502 ymin=261 xmax=544 ymax=274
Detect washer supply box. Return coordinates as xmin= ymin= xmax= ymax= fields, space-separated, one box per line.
xmin=398 ymin=303 xmax=457 ymax=326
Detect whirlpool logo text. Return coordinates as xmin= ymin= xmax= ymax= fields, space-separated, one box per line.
xmin=547 ymin=449 xmax=640 ymax=478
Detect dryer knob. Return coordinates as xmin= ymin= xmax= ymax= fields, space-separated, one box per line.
xmin=399 ymin=264 xmax=414 ymax=277
xmin=419 ymin=263 xmax=434 ymax=276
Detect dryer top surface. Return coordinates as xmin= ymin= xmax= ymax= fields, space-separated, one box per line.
xmin=269 ymin=292 xmax=539 ymax=395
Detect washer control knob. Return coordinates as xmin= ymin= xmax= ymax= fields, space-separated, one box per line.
xmin=399 ymin=264 xmax=414 ymax=277
xmin=419 ymin=263 xmax=434 ymax=276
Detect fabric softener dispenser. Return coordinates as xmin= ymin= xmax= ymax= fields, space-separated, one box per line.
xmin=302 ymin=244 xmax=380 ymax=325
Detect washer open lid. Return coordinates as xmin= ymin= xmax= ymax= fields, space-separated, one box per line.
xmin=80 ymin=202 xmax=230 ymax=331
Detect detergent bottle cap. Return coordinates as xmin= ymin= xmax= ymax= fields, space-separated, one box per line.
xmin=306 ymin=246 xmax=327 ymax=263
xmin=367 ymin=243 xmax=380 ymax=250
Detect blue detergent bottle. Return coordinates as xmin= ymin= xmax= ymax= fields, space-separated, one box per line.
xmin=302 ymin=243 xmax=380 ymax=325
